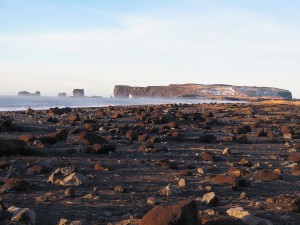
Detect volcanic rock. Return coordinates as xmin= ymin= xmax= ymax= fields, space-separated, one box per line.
xmin=92 ymin=144 xmax=116 ymax=154
xmin=266 ymin=194 xmax=300 ymax=212
xmin=199 ymin=134 xmax=217 ymax=143
xmin=253 ymin=169 xmax=281 ymax=181
xmin=0 ymin=178 xmax=30 ymax=193
xmin=78 ymin=132 xmax=108 ymax=145
xmin=140 ymin=200 xmax=198 ymax=225
xmin=0 ymin=138 xmax=28 ymax=156
xmin=19 ymin=134 xmax=36 ymax=143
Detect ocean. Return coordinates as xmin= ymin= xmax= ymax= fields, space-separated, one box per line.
xmin=0 ymin=96 xmax=233 ymax=112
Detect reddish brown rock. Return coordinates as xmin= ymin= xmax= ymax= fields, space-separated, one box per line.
xmin=68 ymin=113 xmax=80 ymax=122
xmin=288 ymin=154 xmax=300 ymax=163
xmin=201 ymin=152 xmax=216 ymax=162
xmin=212 ymin=175 xmax=237 ymax=187
xmin=281 ymin=124 xmax=294 ymax=135
xmin=253 ymin=169 xmax=281 ymax=181
xmin=140 ymin=200 xmax=198 ymax=225
xmin=94 ymin=162 xmax=110 ymax=171
xmin=18 ymin=134 xmax=36 ymax=143
xmin=39 ymin=128 xmax=68 ymax=144
xmin=293 ymin=143 xmax=300 ymax=149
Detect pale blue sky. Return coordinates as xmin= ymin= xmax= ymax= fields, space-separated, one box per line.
xmin=0 ymin=0 xmax=299 ymax=97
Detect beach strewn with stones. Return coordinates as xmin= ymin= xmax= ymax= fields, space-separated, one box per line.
xmin=0 ymin=101 xmax=300 ymax=225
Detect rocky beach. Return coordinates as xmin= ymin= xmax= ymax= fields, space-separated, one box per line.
xmin=0 ymin=100 xmax=300 ymax=225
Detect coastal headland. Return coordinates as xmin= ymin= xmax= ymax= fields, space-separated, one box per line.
xmin=0 ymin=100 xmax=299 ymax=224
xmin=114 ymin=84 xmax=292 ymax=100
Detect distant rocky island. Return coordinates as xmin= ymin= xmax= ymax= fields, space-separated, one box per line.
xmin=114 ymin=84 xmax=292 ymax=100
xmin=17 ymin=91 xmax=41 ymax=97
xmin=72 ymin=89 xmax=84 ymax=97
xmin=58 ymin=92 xmax=67 ymax=97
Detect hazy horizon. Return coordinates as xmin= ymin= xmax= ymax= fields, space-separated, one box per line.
xmin=1 ymin=0 xmax=299 ymax=98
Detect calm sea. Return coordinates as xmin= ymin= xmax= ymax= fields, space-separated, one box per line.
xmin=0 ymin=96 xmax=233 ymax=112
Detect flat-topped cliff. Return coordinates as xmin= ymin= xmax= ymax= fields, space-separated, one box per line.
xmin=114 ymin=84 xmax=292 ymax=99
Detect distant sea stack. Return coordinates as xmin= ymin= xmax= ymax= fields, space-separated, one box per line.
xmin=17 ymin=91 xmax=41 ymax=97
xmin=114 ymin=84 xmax=292 ymax=99
xmin=58 ymin=92 xmax=67 ymax=97
xmin=73 ymin=89 xmax=84 ymax=97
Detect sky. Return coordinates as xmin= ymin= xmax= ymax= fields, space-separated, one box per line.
xmin=0 ymin=0 xmax=299 ymax=98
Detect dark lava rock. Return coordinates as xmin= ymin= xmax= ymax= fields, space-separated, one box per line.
xmin=233 ymin=125 xmax=251 ymax=134
xmin=161 ymin=161 xmax=179 ymax=170
xmin=266 ymin=194 xmax=300 ymax=212
xmin=0 ymin=178 xmax=30 ymax=193
xmin=0 ymin=138 xmax=28 ymax=156
xmin=140 ymin=200 xmax=198 ymax=225
xmin=48 ymin=107 xmax=72 ymax=115
xmin=64 ymin=187 xmax=76 ymax=198
xmin=236 ymin=134 xmax=249 ymax=144
xmin=199 ymin=134 xmax=217 ymax=143
xmin=255 ymin=128 xmax=267 ymax=137
xmin=201 ymin=216 xmax=244 ymax=225
xmin=47 ymin=116 xmax=59 ymax=123
xmin=78 ymin=132 xmax=108 ymax=145
xmin=92 ymin=144 xmax=116 ymax=154
xmin=69 ymin=127 xmax=81 ymax=134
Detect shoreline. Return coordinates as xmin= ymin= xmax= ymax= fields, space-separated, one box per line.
xmin=0 ymin=102 xmax=300 ymax=224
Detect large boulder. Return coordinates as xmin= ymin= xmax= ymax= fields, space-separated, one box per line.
xmin=39 ymin=128 xmax=68 ymax=144
xmin=140 ymin=200 xmax=198 ymax=225
xmin=0 ymin=138 xmax=28 ymax=156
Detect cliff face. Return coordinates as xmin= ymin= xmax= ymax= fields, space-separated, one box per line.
xmin=114 ymin=84 xmax=292 ymax=99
